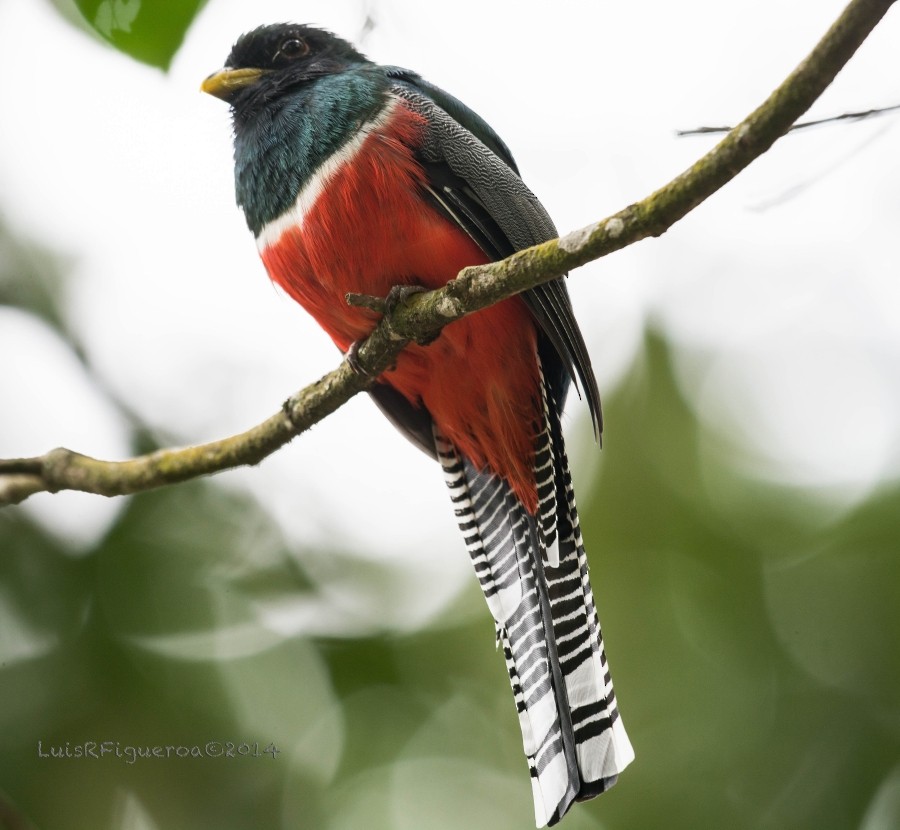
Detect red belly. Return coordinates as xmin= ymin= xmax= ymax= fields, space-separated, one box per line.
xmin=259 ymin=102 xmax=540 ymax=511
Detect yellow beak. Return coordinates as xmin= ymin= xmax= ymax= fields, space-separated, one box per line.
xmin=201 ymin=67 xmax=267 ymax=101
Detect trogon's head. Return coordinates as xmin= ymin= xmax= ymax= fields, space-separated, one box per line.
xmin=202 ymin=24 xmax=367 ymax=116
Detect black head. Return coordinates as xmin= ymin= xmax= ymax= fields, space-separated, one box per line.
xmin=202 ymin=24 xmax=367 ymax=109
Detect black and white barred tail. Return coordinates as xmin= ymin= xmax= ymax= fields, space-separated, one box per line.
xmin=434 ymin=365 xmax=633 ymax=827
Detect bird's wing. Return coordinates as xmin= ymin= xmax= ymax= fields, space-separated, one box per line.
xmin=386 ymin=67 xmax=602 ymax=440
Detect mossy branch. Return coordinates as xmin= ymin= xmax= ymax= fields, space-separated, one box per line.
xmin=0 ymin=0 xmax=894 ymax=507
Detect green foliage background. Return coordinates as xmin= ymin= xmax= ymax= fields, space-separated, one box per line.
xmin=1 ymin=6 xmax=899 ymax=829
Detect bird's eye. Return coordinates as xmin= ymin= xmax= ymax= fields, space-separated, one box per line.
xmin=276 ymin=37 xmax=309 ymax=61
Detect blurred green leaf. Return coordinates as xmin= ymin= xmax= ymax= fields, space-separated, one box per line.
xmin=577 ymin=330 xmax=900 ymax=830
xmin=0 ymin=214 xmax=73 ymax=338
xmin=0 ymin=479 xmax=319 ymax=830
xmin=2 ymin=329 xmax=898 ymax=829
xmin=71 ymin=0 xmax=208 ymax=70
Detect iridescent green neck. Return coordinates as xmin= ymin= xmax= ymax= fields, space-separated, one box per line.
xmin=232 ymin=65 xmax=389 ymax=236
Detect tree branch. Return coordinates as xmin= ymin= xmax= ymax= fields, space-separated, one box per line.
xmin=1 ymin=0 xmax=895 ymax=508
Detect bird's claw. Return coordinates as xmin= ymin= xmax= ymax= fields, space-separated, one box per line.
xmin=347 ymin=285 xmax=437 ymax=374
xmin=384 ymin=284 xmax=427 ymax=315
xmin=345 ymin=339 xmax=370 ymax=377
xmin=385 ymin=284 xmax=441 ymax=345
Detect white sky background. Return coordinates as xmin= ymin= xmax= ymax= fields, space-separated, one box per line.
xmin=0 ymin=0 xmax=898 ymax=621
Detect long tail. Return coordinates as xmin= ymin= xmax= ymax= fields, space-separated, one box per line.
xmin=434 ymin=368 xmax=633 ymax=827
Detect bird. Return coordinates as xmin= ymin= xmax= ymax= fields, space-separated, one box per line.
xmin=202 ymin=24 xmax=633 ymax=826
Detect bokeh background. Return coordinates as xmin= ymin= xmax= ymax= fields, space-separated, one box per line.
xmin=1 ymin=0 xmax=899 ymax=828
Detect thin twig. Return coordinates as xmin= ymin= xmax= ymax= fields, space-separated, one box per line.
xmin=345 ymin=292 xmax=387 ymax=313
xmin=1 ymin=0 xmax=895 ymax=507
xmin=677 ymin=102 xmax=900 ymax=137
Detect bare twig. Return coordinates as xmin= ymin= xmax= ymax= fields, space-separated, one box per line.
xmin=677 ymin=102 xmax=900 ymax=137
xmin=345 ymin=292 xmax=387 ymax=313
xmin=1 ymin=0 xmax=895 ymax=507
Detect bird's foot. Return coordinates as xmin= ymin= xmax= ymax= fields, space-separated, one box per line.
xmin=345 ymin=284 xmax=427 ymax=318
xmin=345 ymin=339 xmax=370 ymax=377
xmin=345 ymin=285 xmax=438 ymax=374
xmin=383 ymin=283 xmax=427 ymax=316
xmin=384 ymin=284 xmax=440 ymax=346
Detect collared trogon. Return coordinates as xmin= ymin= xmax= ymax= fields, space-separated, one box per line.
xmin=202 ymin=24 xmax=633 ymax=826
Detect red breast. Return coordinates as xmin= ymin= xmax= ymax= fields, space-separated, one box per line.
xmin=259 ymin=100 xmax=541 ymax=512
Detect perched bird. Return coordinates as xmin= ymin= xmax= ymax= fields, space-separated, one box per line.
xmin=202 ymin=24 xmax=633 ymax=826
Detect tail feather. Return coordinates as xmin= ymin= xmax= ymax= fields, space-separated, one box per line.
xmin=434 ymin=361 xmax=633 ymax=827
xmin=540 ymin=375 xmax=634 ymax=795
